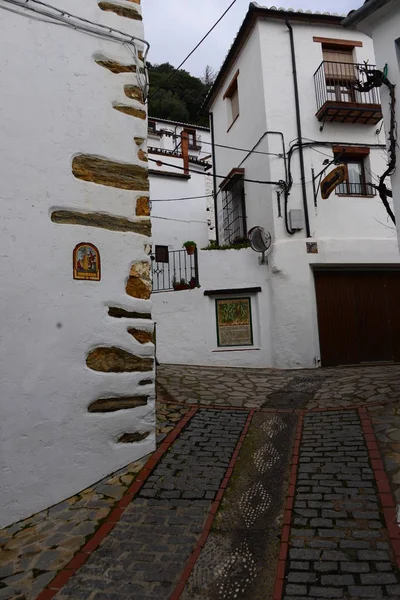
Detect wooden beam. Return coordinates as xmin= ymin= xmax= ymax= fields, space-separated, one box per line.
xmin=313 ymin=36 xmax=363 ymax=48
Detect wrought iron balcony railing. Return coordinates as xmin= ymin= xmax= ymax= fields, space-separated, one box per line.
xmin=151 ymin=248 xmax=200 ymax=293
xmin=336 ymin=182 xmax=377 ymax=197
xmin=314 ymin=61 xmax=382 ymax=125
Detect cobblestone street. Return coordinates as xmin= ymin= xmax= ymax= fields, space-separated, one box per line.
xmin=1 ymin=364 xmax=400 ymax=600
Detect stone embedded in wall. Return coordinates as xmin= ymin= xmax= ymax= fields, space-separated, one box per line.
xmin=136 ymin=196 xmax=150 ymax=217
xmin=95 ymin=59 xmax=136 ymax=74
xmin=117 ymin=431 xmax=150 ymax=443
xmin=128 ymin=328 xmax=153 ymax=344
xmin=108 ymin=307 xmax=151 ymax=319
xmin=72 ymin=154 xmax=149 ymax=191
xmin=98 ymin=2 xmax=142 ymax=20
xmin=113 ymin=105 xmax=146 ymax=120
xmin=135 ymin=137 xmax=145 ymax=146
xmin=88 ymin=396 xmax=148 ymax=413
xmin=51 ymin=211 xmax=151 ymax=237
xmin=138 ymin=149 xmax=148 ymax=162
xmin=124 ymin=85 xmax=144 ymax=104
xmin=139 ymin=378 xmax=153 ymax=386
xmin=126 ymin=261 xmax=151 ymax=300
xmin=86 ymin=347 xmax=153 ymax=372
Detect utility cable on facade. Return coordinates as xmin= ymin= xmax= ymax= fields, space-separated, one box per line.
xmin=148 ymin=0 xmax=238 ymax=102
xmin=151 ymin=194 xmax=214 ymax=202
xmin=148 ymin=157 xmax=284 ymax=187
xmin=199 ymin=139 xmax=282 ymax=157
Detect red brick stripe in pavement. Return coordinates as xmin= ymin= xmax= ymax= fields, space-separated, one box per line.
xmin=34 ymin=407 xmax=198 ymax=600
xmin=272 ymin=410 xmax=305 ymax=600
xmin=358 ymin=407 xmax=400 ymax=569
xmin=168 ymin=409 xmax=255 ymax=600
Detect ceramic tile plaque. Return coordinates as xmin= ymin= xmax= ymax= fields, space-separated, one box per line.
xmin=73 ymin=243 xmax=101 ymax=281
xmin=216 ymin=297 xmax=253 ymax=347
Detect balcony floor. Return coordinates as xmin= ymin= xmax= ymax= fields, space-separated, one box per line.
xmin=316 ymin=101 xmax=383 ymax=125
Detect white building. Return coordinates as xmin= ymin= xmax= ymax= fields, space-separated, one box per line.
xmin=148 ymin=118 xmax=213 ymax=293
xmin=154 ymin=3 xmax=400 ymax=370
xmin=343 ymin=0 xmax=400 ymax=245
xmin=0 ymin=0 xmax=154 ymax=528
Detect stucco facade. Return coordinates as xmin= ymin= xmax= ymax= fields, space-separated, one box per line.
xmin=0 ymin=0 xmax=154 ymax=528
xmin=149 ymin=118 xmax=214 ymax=250
xmin=343 ymin=0 xmax=400 ymax=247
xmin=154 ymin=4 xmax=400 ymax=370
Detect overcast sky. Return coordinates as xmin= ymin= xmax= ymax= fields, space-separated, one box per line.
xmin=142 ymin=0 xmax=364 ymax=78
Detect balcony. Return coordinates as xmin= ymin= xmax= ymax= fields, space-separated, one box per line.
xmin=336 ymin=182 xmax=376 ymax=197
xmin=151 ymin=248 xmax=200 ymax=293
xmin=314 ymin=61 xmax=383 ymax=125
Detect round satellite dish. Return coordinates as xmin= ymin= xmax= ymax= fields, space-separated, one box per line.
xmin=248 ymin=226 xmax=272 ymax=253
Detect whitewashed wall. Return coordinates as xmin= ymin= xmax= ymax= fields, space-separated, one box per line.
xmin=0 ymin=0 xmax=154 ymax=527
xmin=153 ymin=249 xmax=271 ymax=367
xmin=151 ymin=168 xmax=211 ymax=250
xmin=150 ymin=122 xmax=213 ymax=249
xmin=350 ymin=0 xmax=400 ymax=249
xmin=156 ymin=13 xmax=399 ymax=372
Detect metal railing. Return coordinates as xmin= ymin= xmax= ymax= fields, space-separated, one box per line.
xmin=336 ymin=182 xmax=376 ymax=196
xmin=152 ymin=248 xmax=200 ymax=293
xmin=314 ymin=61 xmax=381 ymax=112
xmin=219 ymin=177 xmax=247 ymax=245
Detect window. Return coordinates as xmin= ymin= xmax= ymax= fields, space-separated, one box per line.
xmin=223 ymin=70 xmax=240 ymax=129
xmin=334 ymin=147 xmax=375 ymax=197
xmin=184 ymin=128 xmax=197 ymax=149
xmin=220 ymin=170 xmax=246 ymax=245
xmin=155 ymin=245 xmax=169 ymax=263
xmin=323 ymin=46 xmax=357 ymax=104
xmin=148 ymin=119 xmax=157 ymax=133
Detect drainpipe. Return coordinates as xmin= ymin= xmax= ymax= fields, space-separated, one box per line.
xmin=286 ymin=18 xmax=311 ymax=238
xmin=209 ymin=112 xmax=220 ymax=245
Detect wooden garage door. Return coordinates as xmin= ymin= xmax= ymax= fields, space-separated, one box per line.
xmin=314 ymin=270 xmax=400 ymax=366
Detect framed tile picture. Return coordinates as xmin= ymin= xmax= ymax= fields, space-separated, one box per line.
xmin=215 ymin=297 xmax=253 ymax=347
xmin=73 ymin=243 xmax=101 ymax=281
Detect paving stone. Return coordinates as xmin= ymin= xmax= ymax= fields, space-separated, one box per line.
xmin=348 ymin=586 xmax=384 ymax=597
xmin=53 ymin=409 xmax=248 ymax=600
xmin=283 ymin=411 xmax=400 ymax=600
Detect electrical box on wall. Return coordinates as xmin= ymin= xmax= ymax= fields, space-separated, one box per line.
xmin=289 ymin=209 xmax=304 ymax=231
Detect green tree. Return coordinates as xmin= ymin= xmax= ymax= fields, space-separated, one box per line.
xmin=148 ymin=62 xmax=210 ymax=126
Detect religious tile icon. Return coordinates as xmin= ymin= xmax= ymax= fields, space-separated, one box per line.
xmin=216 ymin=297 xmax=253 ymax=347
xmin=73 ymin=243 xmax=101 ymax=281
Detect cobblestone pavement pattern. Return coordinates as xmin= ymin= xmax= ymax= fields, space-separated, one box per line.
xmin=55 ymin=409 xmax=249 ymax=600
xmin=285 ymin=411 xmax=400 ymax=599
xmin=181 ymin=412 xmax=297 ymax=600
xmin=0 ymin=404 xmax=189 ymax=600
xmin=368 ymin=402 xmax=400 ymax=525
xmin=158 ymin=364 xmax=400 ymax=410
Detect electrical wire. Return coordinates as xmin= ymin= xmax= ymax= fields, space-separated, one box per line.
xmin=151 ymin=194 xmax=213 ymax=202
xmin=148 ymin=157 xmax=283 ymax=187
xmin=199 ymin=139 xmax=282 ymax=157
xmin=152 ymin=215 xmax=208 ymax=224
xmin=0 ymin=0 xmax=150 ymax=95
xmin=148 ymin=0 xmax=238 ymax=102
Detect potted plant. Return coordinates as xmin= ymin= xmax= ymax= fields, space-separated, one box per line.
xmin=173 ymin=278 xmax=190 ymax=291
xmin=183 ymin=241 xmax=196 ymax=256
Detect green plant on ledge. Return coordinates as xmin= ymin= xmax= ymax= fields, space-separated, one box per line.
xmin=202 ymin=238 xmax=251 ymax=251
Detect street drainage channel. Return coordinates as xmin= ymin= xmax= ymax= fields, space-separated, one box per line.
xmin=261 ymin=376 xmax=329 ymax=410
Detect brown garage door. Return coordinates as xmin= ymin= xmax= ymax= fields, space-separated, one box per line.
xmin=314 ymin=269 xmax=400 ymax=366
